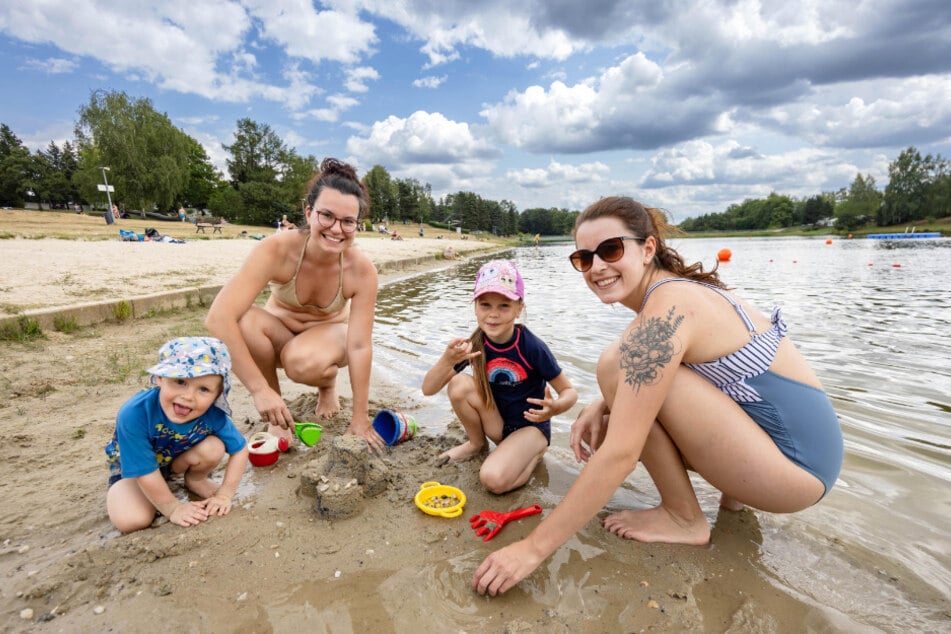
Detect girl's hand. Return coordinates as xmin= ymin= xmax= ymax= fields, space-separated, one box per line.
xmin=168 ymin=501 xmax=210 ymax=527
xmin=524 ymin=386 xmax=555 ymax=422
xmin=203 ymin=493 xmax=233 ymax=516
xmin=252 ymin=386 xmax=293 ymax=429
xmin=443 ymin=337 xmax=481 ymax=365
xmin=569 ymin=400 xmax=610 ymax=462
xmin=471 ymin=539 xmax=546 ymax=597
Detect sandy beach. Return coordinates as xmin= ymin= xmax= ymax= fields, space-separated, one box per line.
xmin=1 ymin=211 xmax=941 ymax=632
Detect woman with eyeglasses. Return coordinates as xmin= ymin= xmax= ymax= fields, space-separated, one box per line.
xmin=206 ymin=158 xmax=385 ymax=452
xmin=472 ymin=196 xmax=842 ymax=596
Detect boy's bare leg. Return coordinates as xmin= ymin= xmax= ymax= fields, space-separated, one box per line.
xmin=173 ymin=436 xmax=226 ymax=499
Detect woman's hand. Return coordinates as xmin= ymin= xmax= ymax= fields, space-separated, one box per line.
xmin=251 ymin=386 xmax=294 ymax=429
xmin=570 ymin=400 xmax=609 ymax=462
xmin=471 ymin=539 xmax=546 ymax=596
xmin=346 ymin=415 xmax=387 ymax=454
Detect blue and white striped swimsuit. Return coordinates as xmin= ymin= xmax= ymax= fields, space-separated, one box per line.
xmin=640 ymin=278 xmax=787 ymax=403
xmin=639 ymin=277 xmax=843 ymax=496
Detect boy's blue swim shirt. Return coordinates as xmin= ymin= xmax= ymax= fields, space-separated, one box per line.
xmin=105 ymin=388 xmax=246 ymax=485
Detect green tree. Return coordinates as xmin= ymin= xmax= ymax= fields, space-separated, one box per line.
xmin=181 ymin=137 xmax=223 ymax=210
xmin=224 ymin=118 xmax=286 ymax=186
xmin=835 ymin=174 xmax=881 ymax=231
xmin=0 ymin=123 xmax=31 ymax=206
xmin=75 ymin=90 xmax=192 ymax=213
xmin=880 ymin=147 xmax=935 ymax=226
xmin=363 ymin=165 xmax=397 ymax=222
xmin=801 ymin=194 xmax=833 ymax=226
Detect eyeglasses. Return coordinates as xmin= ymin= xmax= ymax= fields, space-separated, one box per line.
xmin=569 ymin=236 xmax=645 ymax=272
xmin=314 ymin=209 xmax=359 ymax=233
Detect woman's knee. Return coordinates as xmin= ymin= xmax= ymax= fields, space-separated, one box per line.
xmin=597 ymin=340 xmax=621 ymax=404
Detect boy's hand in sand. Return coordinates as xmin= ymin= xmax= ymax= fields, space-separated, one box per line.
xmin=168 ymin=501 xmax=210 ymax=527
xmin=203 ymin=493 xmax=233 ymax=516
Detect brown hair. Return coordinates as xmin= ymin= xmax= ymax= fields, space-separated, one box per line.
xmin=302 ymin=158 xmax=369 ymax=225
xmin=468 ymin=327 xmax=493 ymax=410
xmin=574 ymin=196 xmax=726 ymax=288
xmin=465 ymin=318 xmax=525 ymax=411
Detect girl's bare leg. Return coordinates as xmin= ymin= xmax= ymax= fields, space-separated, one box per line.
xmin=172 ymin=436 xmax=225 ymax=499
xmin=281 ymin=323 xmax=347 ymax=419
xmin=438 ymin=373 xmax=502 ymax=462
xmin=479 ymin=426 xmax=547 ymax=494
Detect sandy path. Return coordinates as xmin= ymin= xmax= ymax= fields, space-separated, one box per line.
xmin=0 ymin=235 xmax=489 ymax=316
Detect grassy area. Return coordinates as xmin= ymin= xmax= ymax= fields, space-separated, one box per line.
xmin=0 ymin=208 xmax=500 ymax=243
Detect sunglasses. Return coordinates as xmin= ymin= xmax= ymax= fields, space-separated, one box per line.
xmin=569 ymin=236 xmax=645 ymax=272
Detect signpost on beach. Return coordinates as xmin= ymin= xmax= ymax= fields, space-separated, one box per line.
xmin=99 ymin=166 xmax=114 ymax=225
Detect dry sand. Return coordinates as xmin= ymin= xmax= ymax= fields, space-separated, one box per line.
xmin=0 ymin=211 xmax=871 ymax=632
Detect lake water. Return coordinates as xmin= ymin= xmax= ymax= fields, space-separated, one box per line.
xmin=372 ymin=235 xmax=950 ymax=629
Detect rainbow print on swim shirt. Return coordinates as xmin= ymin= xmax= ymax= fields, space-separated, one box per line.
xmin=486 ymin=357 xmax=528 ymax=386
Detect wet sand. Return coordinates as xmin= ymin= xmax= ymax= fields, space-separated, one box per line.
xmin=0 ymin=219 xmax=945 ymax=631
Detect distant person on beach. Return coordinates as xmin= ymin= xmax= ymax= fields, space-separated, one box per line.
xmin=206 ymin=158 xmax=385 ymax=452
xmin=472 ymin=196 xmax=843 ymax=596
xmin=422 ymin=260 xmax=577 ymax=494
xmin=179 ymin=206 xmax=187 ymax=222
xmin=105 ymin=337 xmax=248 ymax=534
xmin=280 ymin=214 xmax=296 ymax=231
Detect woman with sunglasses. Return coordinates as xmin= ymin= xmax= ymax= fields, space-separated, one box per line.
xmin=206 ymin=158 xmax=385 ymax=452
xmin=473 ymin=196 xmax=842 ymax=596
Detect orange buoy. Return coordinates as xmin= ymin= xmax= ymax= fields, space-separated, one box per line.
xmin=717 ymin=248 xmax=732 ymax=262
xmin=825 ymin=239 xmax=832 ymax=245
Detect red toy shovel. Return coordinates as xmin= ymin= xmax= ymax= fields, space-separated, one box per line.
xmin=469 ymin=504 xmax=543 ymax=541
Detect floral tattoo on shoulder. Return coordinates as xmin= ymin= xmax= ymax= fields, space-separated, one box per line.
xmin=619 ymin=306 xmax=684 ymax=392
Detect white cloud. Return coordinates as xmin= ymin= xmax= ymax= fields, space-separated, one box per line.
xmin=23 ymin=57 xmax=77 ymax=74
xmin=413 ymin=75 xmax=446 ymax=89
xmin=345 ymin=66 xmax=380 ymax=93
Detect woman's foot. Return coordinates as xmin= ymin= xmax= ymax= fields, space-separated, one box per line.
xmin=315 ymin=385 xmax=341 ymax=418
xmin=719 ymin=493 xmax=745 ymax=511
xmin=602 ymin=506 xmax=711 ymax=545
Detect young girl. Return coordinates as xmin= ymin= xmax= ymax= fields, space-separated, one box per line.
xmin=105 ymin=337 xmax=249 ymax=534
xmin=422 ymin=260 xmax=578 ymax=494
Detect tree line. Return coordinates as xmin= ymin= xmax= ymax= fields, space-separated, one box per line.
xmin=679 ymin=147 xmax=950 ymax=232
xmin=0 ymin=89 xmax=571 ymax=236
xmin=3 ymin=89 xmax=946 ymax=235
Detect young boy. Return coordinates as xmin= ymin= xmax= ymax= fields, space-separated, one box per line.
xmin=105 ymin=337 xmax=249 ymax=533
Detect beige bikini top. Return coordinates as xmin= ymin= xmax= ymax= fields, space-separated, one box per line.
xmin=268 ymin=234 xmax=348 ymax=314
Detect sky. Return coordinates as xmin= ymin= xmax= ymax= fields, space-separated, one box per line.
xmin=1 ymin=0 xmax=950 ymax=221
